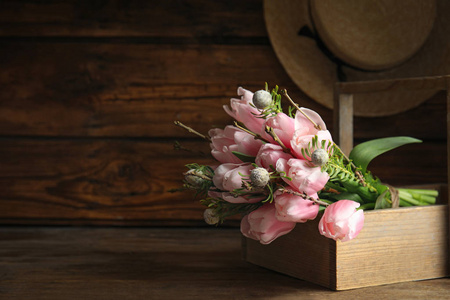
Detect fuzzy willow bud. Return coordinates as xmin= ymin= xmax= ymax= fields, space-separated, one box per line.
xmin=311 ymin=149 xmax=329 ymax=166
xmin=252 ymin=90 xmax=273 ymax=109
xmin=250 ymin=167 xmax=270 ymax=188
xmin=203 ymin=208 xmax=220 ymax=225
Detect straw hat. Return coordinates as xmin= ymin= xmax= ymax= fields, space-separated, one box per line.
xmin=264 ymin=0 xmax=450 ymax=116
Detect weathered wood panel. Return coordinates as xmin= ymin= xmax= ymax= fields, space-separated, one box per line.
xmin=0 ymin=42 xmax=446 ymax=139
xmin=0 ymin=139 xmax=214 ymax=225
xmin=0 ymin=0 xmax=266 ymax=38
xmin=1 ymin=227 xmax=449 ymax=298
xmin=0 ymin=42 xmax=296 ymax=137
xmin=0 ymin=138 xmax=445 ymax=225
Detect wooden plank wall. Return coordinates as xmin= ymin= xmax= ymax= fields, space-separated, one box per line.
xmin=0 ymin=0 xmax=447 ymax=226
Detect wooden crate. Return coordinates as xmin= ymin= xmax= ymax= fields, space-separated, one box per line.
xmin=242 ymin=76 xmax=450 ymax=290
xmin=243 ymin=185 xmax=448 ymax=290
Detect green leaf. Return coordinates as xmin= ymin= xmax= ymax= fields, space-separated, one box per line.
xmin=374 ymin=190 xmax=390 ymax=209
xmin=232 ymin=151 xmax=256 ymax=163
xmin=349 ymin=136 xmax=422 ymax=172
xmin=330 ymin=192 xmax=364 ymax=204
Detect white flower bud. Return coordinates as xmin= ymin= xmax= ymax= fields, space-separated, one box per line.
xmin=252 ymin=90 xmax=273 ymax=109
xmin=311 ymin=149 xmax=329 ymax=166
xmin=203 ymin=208 xmax=220 ymax=225
xmin=185 ymin=169 xmax=205 ymax=187
xmin=250 ymin=167 xmax=270 ymax=188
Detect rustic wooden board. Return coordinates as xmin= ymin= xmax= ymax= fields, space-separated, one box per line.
xmin=0 ymin=139 xmax=215 ymax=225
xmin=0 ymin=0 xmax=266 ymax=38
xmin=0 ymin=41 xmax=297 ymax=137
xmin=0 ymin=42 xmax=446 ymax=139
xmin=336 ymin=205 xmax=449 ymax=290
xmin=1 ymin=226 xmax=449 ymax=299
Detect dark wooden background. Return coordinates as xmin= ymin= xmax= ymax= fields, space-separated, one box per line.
xmin=0 ymin=0 xmax=447 ymax=226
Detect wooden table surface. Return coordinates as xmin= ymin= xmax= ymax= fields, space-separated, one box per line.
xmin=0 ymin=227 xmax=448 ymax=299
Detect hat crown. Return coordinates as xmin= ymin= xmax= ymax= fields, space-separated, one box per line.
xmin=310 ymin=0 xmax=437 ymax=71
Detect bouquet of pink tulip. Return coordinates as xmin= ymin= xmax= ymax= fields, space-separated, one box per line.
xmin=174 ymin=85 xmax=438 ymax=244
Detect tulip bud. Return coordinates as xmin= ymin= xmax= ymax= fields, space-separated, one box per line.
xmin=203 ymin=208 xmax=220 ymax=225
xmin=252 ymin=90 xmax=273 ymax=109
xmin=311 ymin=149 xmax=329 ymax=166
xmin=250 ymin=167 xmax=270 ymax=188
xmin=184 ymin=169 xmax=205 ymax=187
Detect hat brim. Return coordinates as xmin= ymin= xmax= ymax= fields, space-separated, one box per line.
xmin=264 ymin=0 xmax=450 ymax=116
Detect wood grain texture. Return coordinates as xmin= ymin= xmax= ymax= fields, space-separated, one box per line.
xmin=333 ymin=92 xmax=353 ymax=155
xmin=1 ymin=226 xmax=449 ymax=299
xmin=0 ymin=139 xmax=216 ymax=225
xmin=0 ymin=0 xmax=266 ymax=38
xmin=0 ymin=41 xmax=447 ymax=140
xmin=244 ymin=201 xmax=449 ymax=290
xmin=336 ymin=205 xmax=449 ymax=290
xmin=0 ymin=41 xmax=294 ymax=138
xmin=244 ymin=217 xmax=337 ymax=288
xmin=337 ymin=76 xmax=449 ymax=94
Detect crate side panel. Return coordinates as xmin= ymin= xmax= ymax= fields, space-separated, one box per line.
xmin=243 ymin=218 xmax=337 ymax=289
xmin=336 ymin=205 xmax=449 ymax=290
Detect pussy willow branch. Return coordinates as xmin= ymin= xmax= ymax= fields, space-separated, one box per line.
xmin=265 ymin=126 xmax=291 ymax=154
xmin=234 ymin=122 xmax=272 ymax=143
xmin=174 ymin=121 xmax=210 ymax=141
xmin=279 ymin=188 xmax=330 ymax=207
xmin=282 ymin=89 xmax=322 ymax=130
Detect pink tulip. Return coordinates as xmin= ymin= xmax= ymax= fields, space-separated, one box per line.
xmin=276 ymin=158 xmax=329 ymax=196
xmin=274 ymin=191 xmax=319 ymax=223
xmin=264 ymin=112 xmax=295 ymax=148
xmin=209 ymin=126 xmax=242 ymax=164
xmin=291 ymin=130 xmax=333 ymax=160
xmin=212 ymin=163 xmax=252 ymax=191
xmin=234 ymin=129 xmax=264 ymax=156
xmin=255 ymin=143 xmax=293 ymax=170
xmin=209 ymin=125 xmax=263 ymax=164
xmin=223 ymin=87 xmax=266 ymax=135
xmin=240 ymin=203 xmax=296 ymax=244
xmin=294 ymin=107 xmax=327 ymax=134
xmin=210 ymin=163 xmax=264 ymax=204
xmin=318 ymin=200 xmax=365 ymax=242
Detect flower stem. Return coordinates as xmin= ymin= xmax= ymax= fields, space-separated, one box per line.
xmin=282 ymin=89 xmax=322 ymax=130
xmin=399 ymin=199 xmax=413 ymax=207
xmin=174 ymin=121 xmax=211 ymax=141
xmin=265 ymin=126 xmax=291 ymax=154
xmin=398 ymin=189 xmax=437 ymax=205
xmin=279 ymin=188 xmax=330 ymax=206
xmin=398 ymin=188 xmax=438 ymax=196
xmin=234 ymin=122 xmax=271 ymax=143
